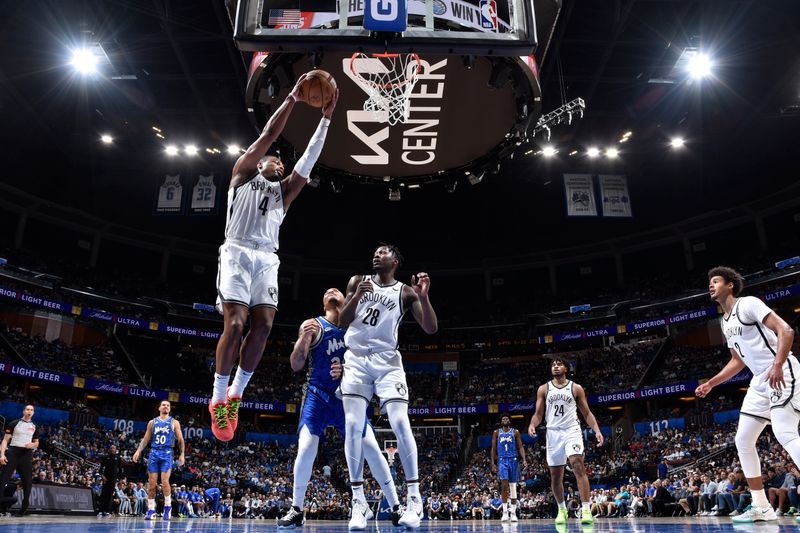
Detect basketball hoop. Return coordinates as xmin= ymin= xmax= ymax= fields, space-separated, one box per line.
xmin=385 ymin=446 xmax=398 ymax=467
xmin=349 ymin=53 xmax=422 ymax=125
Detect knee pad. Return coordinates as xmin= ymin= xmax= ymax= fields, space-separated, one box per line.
xmin=509 ymin=483 xmax=517 ymax=499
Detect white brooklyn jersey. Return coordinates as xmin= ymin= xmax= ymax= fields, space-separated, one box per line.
xmin=224 ymin=174 xmax=284 ymax=249
xmin=344 ymin=276 xmax=405 ymax=356
xmin=722 ymin=296 xmax=789 ymax=376
xmin=545 ymin=380 xmax=580 ymax=431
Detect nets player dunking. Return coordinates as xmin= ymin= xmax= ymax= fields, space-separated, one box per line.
xmin=277 ymin=288 xmax=402 ymax=528
xmin=338 ymin=244 xmax=438 ymax=530
xmin=528 ymin=359 xmax=603 ymax=525
xmin=696 ymin=266 xmax=797 ymax=523
xmin=209 ymin=75 xmax=339 ymax=441
xmin=132 ymin=400 xmax=185 ymax=521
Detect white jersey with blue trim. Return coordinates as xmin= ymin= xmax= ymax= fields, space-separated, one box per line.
xmin=224 ymin=174 xmax=284 ymax=249
xmin=344 ymin=276 xmax=405 ymax=357
xmin=722 ymin=296 xmax=790 ymax=377
xmin=545 ymin=380 xmax=580 ymax=431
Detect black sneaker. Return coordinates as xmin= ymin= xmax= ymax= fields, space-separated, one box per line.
xmin=278 ymin=506 xmax=304 ymax=529
xmin=391 ymin=504 xmax=403 ymax=527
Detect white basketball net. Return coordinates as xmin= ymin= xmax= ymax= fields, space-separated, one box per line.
xmin=350 ymin=53 xmax=422 ymax=125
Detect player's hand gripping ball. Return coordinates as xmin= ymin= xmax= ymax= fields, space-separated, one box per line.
xmin=297 ymin=70 xmax=337 ymax=108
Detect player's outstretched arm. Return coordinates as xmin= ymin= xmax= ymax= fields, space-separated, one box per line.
xmin=407 ymin=273 xmax=438 ymax=334
xmin=174 ymin=420 xmax=186 ymax=467
xmin=230 ymin=75 xmax=308 ymax=187
xmin=695 ymin=349 xmax=746 ymax=398
xmin=490 ymin=429 xmax=499 ymax=473
xmin=132 ymin=420 xmax=153 ymax=463
xmin=339 ymin=275 xmax=372 ymax=328
xmin=527 ymin=385 xmax=547 ymax=437
xmin=281 ymin=88 xmax=339 ymax=211
xmin=574 ymin=384 xmax=603 ymax=447
xmin=515 ymin=429 xmax=527 ymax=467
xmin=289 ymin=319 xmax=321 ymax=372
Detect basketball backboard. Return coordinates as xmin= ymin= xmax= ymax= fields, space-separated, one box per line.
xmin=232 ymin=0 xmax=561 ymax=57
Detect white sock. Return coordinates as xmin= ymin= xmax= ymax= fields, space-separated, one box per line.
xmin=164 ymin=497 xmax=171 ymax=508
xmin=407 ymin=482 xmax=420 ymax=499
xmin=292 ymin=426 xmax=319 ymax=510
xmin=582 ymin=502 xmax=591 ymax=512
xmin=352 ymin=485 xmax=366 ymax=503
xmin=212 ymin=373 xmax=230 ymax=405
xmin=228 ymin=367 xmax=254 ymax=399
xmin=752 ymin=489 xmax=769 ymax=508
xmin=510 ymin=502 xmax=516 ymax=512
xmin=148 ymin=499 xmax=156 ymax=510
xmin=558 ymin=501 xmax=567 ymax=510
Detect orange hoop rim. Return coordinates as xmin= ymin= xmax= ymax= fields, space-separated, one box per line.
xmin=349 ymin=52 xmax=422 ymax=90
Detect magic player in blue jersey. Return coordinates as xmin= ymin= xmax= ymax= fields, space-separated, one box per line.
xmin=133 ymin=400 xmax=185 ymax=521
xmin=277 ymin=288 xmax=402 ymax=529
xmin=491 ymin=413 xmax=526 ymax=522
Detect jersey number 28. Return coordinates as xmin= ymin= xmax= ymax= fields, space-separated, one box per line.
xmin=362 ymin=308 xmax=380 ymax=326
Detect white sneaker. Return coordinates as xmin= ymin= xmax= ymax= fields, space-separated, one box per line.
xmin=729 ymin=510 xmax=740 ymax=516
xmin=501 ymin=511 xmax=509 ymax=522
xmin=731 ymin=505 xmax=778 ymax=523
xmin=349 ymin=499 xmax=369 ymax=530
xmin=399 ymin=496 xmax=423 ymax=529
xmin=365 ymin=506 xmax=374 ymax=521
xmin=510 ymin=510 xmax=518 ymax=522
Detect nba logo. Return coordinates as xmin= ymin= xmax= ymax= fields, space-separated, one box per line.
xmin=480 ymin=0 xmax=497 ymax=30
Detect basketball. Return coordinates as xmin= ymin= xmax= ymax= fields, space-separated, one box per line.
xmin=298 ymin=70 xmax=337 ymax=108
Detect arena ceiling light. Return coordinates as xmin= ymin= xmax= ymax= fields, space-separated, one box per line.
xmin=184 ymin=144 xmax=199 ymax=156
xmin=670 ymin=137 xmax=686 ymax=149
xmin=227 ymin=144 xmax=241 ymax=155
xmin=606 ymin=148 xmax=619 ymax=159
xmin=70 ymin=48 xmax=98 ymax=74
xmin=542 ymin=145 xmax=557 ymax=158
xmin=687 ymin=52 xmax=713 ymax=79
xmin=165 ymin=145 xmax=179 ymax=156
xmin=100 ymin=134 xmax=113 ymax=144
xmin=586 ymin=147 xmax=600 ymax=158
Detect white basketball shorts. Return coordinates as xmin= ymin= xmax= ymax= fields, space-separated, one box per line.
xmin=216 ymin=240 xmax=280 ymax=311
xmin=740 ymin=355 xmax=800 ymax=423
xmin=546 ymin=425 xmax=584 ymax=467
xmin=339 ymin=349 xmax=409 ymax=413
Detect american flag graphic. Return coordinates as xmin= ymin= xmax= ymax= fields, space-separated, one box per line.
xmin=268 ymin=9 xmax=303 ymax=26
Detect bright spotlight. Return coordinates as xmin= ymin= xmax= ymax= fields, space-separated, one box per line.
xmin=687 ymin=53 xmax=712 ymax=79
xmin=606 ymin=148 xmax=619 ymax=159
xmin=165 ymin=145 xmax=179 ymax=156
xmin=227 ymin=145 xmax=241 ymax=155
xmin=671 ymin=137 xmax=685 ymax=149
xmin=185 ymin=144 xmax=198 ymax=156
xmin=587 ymin=147 xmax=600 ymax=158
xmin=542 ymin=145 xmax=557 ymax=158
xmin=100 ymin=134 xmax=113 ymax=144
xmin=70 ymin=48 xmax=98 ymax=74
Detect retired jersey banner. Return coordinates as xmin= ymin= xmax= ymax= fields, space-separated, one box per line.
xmin=564 ymin=174 xmax=597 ymax=216
xmin=190 ymin=174 xmax=218 ymax=214
xmin=599 ymin=174 xmax=632 ymax=217
xmin=155 ymin=174 xmax=184 ymax=214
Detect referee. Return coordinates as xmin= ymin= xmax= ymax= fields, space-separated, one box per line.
xmin=0 ymin=404 xmax=39 ymax=516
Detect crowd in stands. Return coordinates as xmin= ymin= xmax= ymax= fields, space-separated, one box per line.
xmin=649 ymin=344 xmax=730 ymax=386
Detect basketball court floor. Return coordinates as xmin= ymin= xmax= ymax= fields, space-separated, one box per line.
xmin=0 ymin=517 xmax=796 ymax=532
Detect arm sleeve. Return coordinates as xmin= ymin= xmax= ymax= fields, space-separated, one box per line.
xmin=739 ymin=296 xmax=773 ymax=325
xmin=5 ymin=420 xmax=18 ymax=434
xmin=292 ymin=117 xmax=331 ymax=180
xmin=31 ymin=425 xmax=39 ymax=441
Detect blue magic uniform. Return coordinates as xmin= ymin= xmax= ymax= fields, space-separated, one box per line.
xmin=147 ymin=416 xmax=175 ymax=474
xmin=299 ymin=317 xmax=368 ymax=437
xmin=497 ymin=427 xmax=519 ymax=482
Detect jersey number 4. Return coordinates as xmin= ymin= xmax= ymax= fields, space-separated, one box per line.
xmin=554 ymin=404 xmax=565 ymax=417
xmin=258 ymin=197 xmax=269 ymax=216
xmin=362 ymin=307 xmax=380 ymax=326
